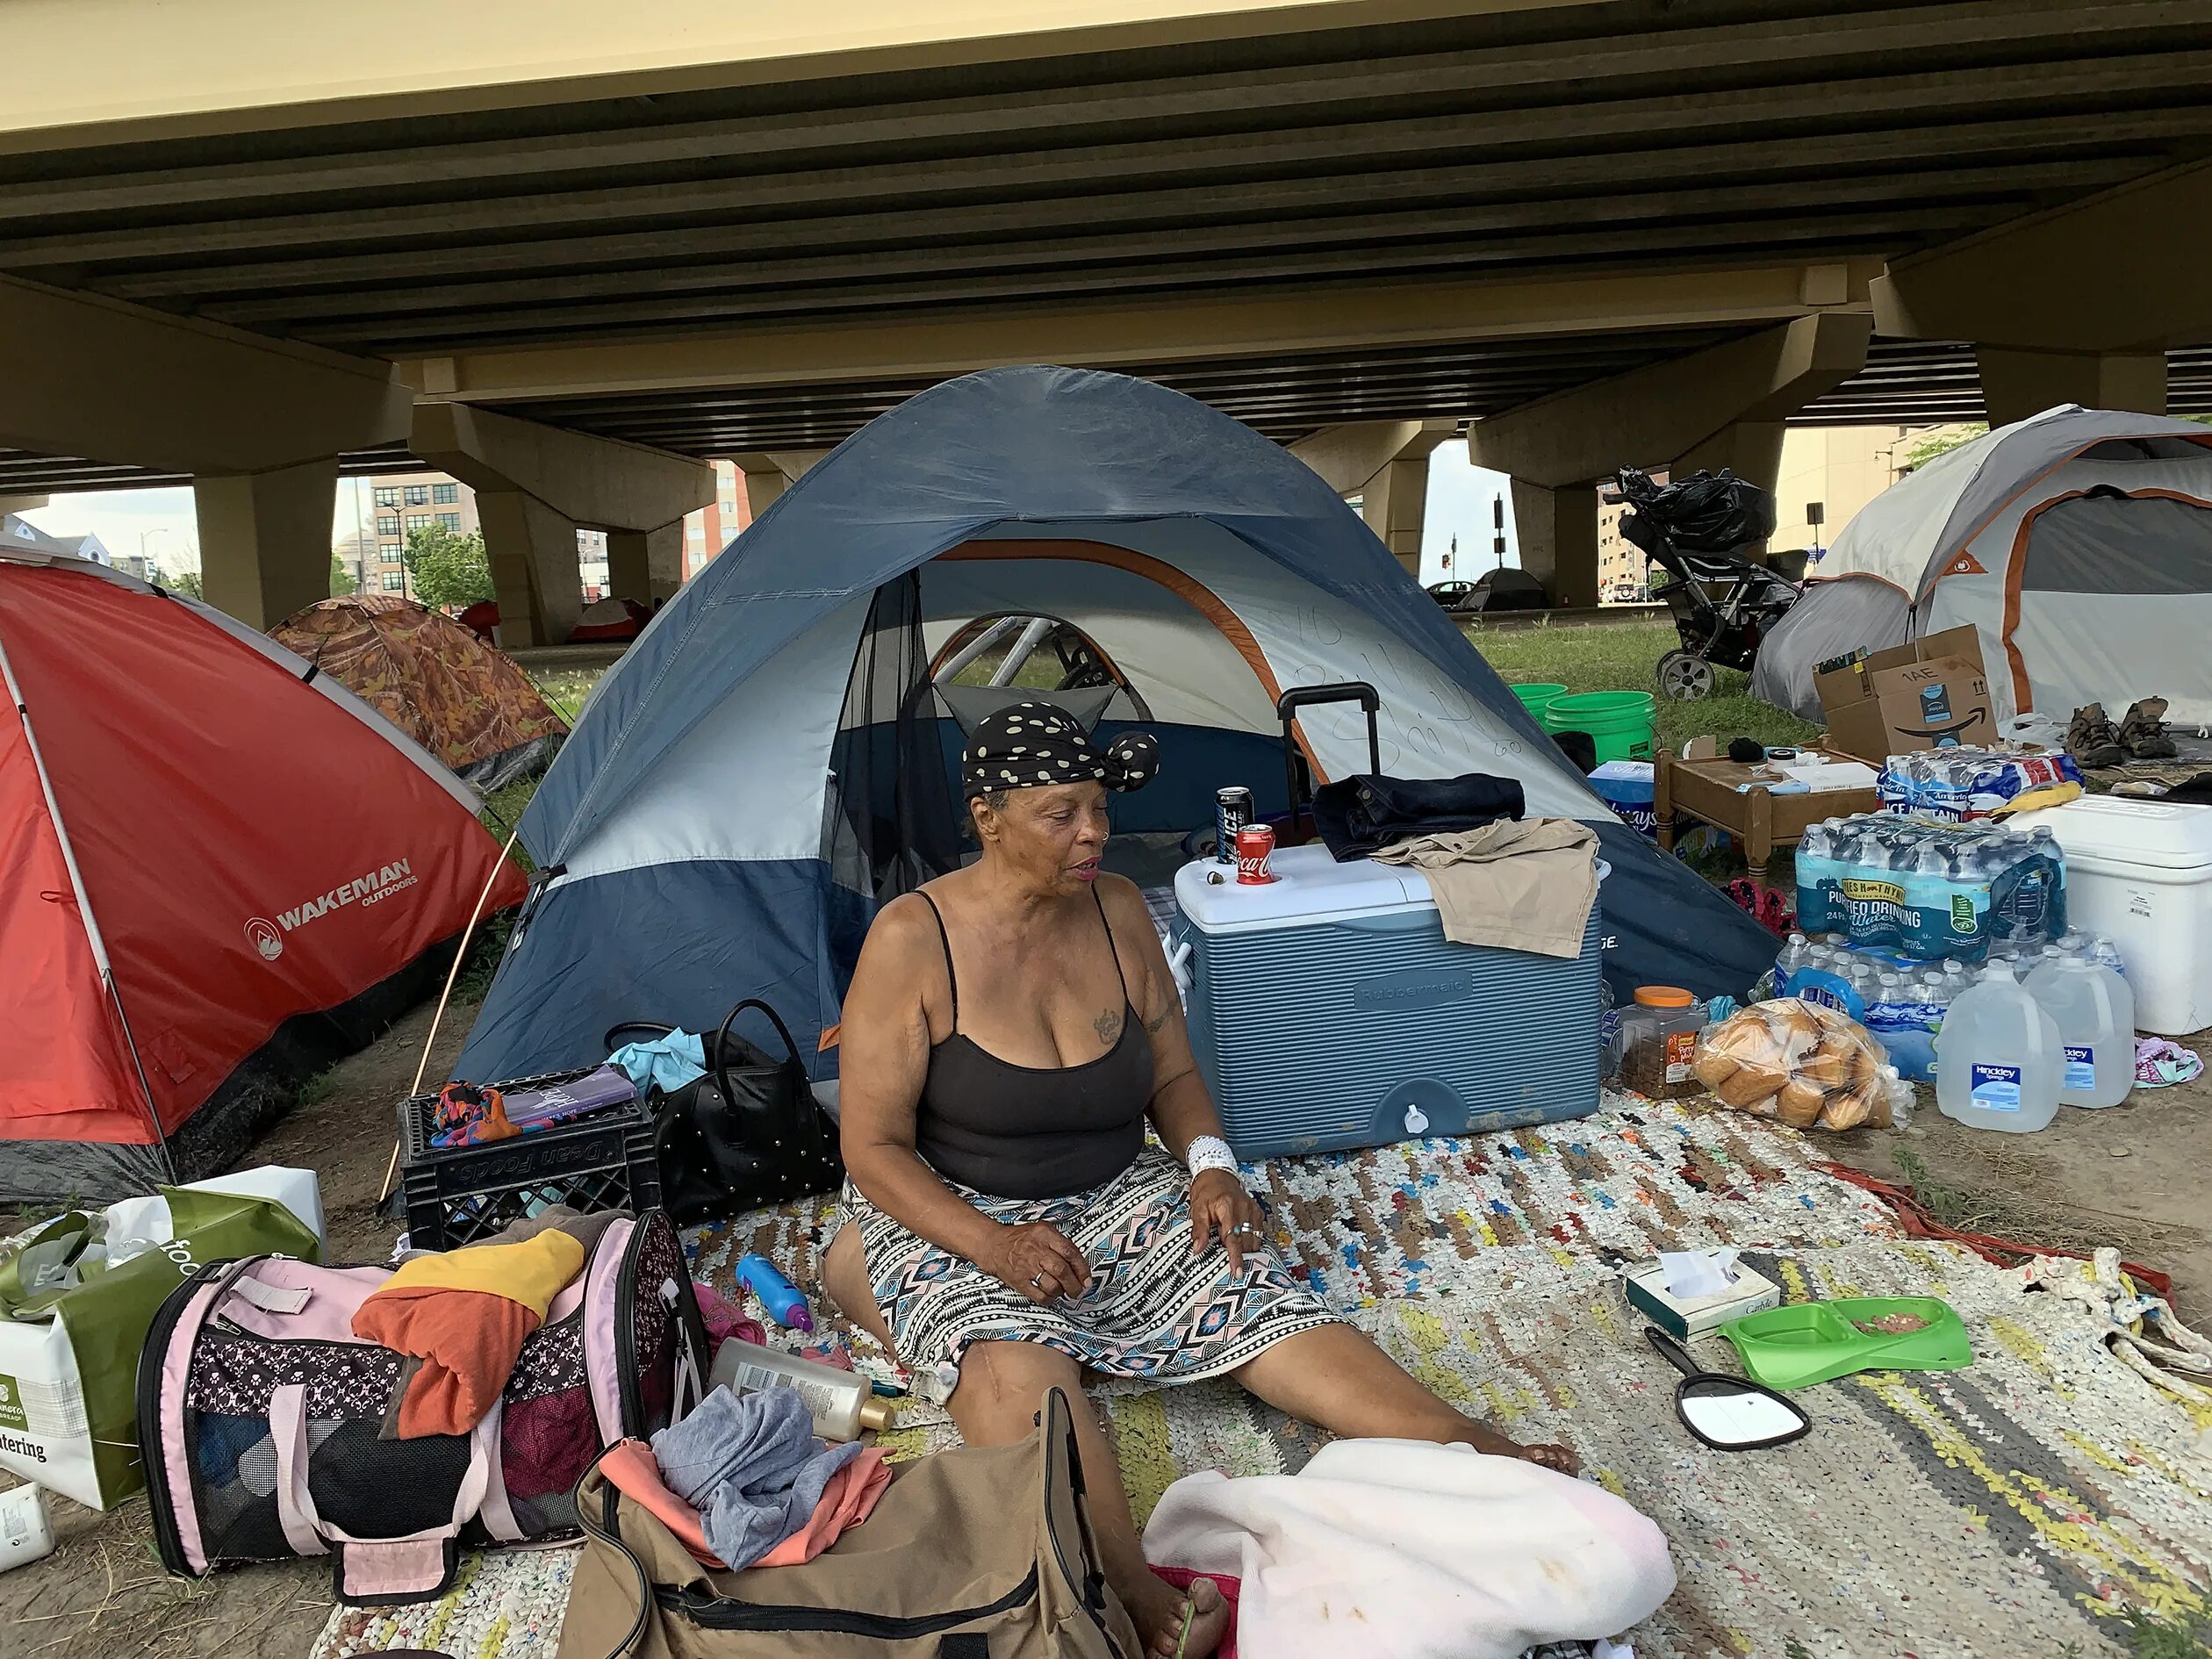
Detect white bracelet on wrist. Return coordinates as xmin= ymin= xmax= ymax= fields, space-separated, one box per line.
xmin=1185 ymin=1135 xmax=1237 ymax=1177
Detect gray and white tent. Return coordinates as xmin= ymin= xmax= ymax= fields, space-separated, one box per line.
xmin=1753 ymin=406 xmax=2212 ymax=726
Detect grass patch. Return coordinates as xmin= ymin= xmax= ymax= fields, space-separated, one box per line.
xmin=529 ymin=665 xmax=606 ymax=722
xmin=1464 ymin=619 xmax=1819 ymax=758
xmin=1891 ymin=1146 xmax=2108 ymax=1257
xmin=296 ymin=1068 xmax=338 ymax=1110
xmin=2115 ymin=1607 xmax=2212 ymax=1658
xmin=455 ymin=908 xmax=515 ymax=1002
xmin=456 ymin=771 xmax=544 ymax=1004
xmin=476 ymin=774 xmax=542 ymax=873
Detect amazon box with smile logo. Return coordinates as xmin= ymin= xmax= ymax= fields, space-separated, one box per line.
xmin=1816 ymin=625 xmax=1993 ymax=765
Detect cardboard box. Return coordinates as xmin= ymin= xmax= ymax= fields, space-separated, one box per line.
xmin=1815 ymin=624 xmax=1993 ymax=765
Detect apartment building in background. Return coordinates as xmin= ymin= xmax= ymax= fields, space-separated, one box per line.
xmin=1770 ymin=425 xmax=1931 ymax=558
xmin=684 ymin=459 xmax=747 ymax=578
xmin=1596 ymin=475 xmax=1659 ymax=602
xmin=341 ymin=459 xmax=747 ymax=599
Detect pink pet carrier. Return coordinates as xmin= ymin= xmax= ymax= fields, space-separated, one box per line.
xmin=137 ymin=1210 xmax=705 ymax=1605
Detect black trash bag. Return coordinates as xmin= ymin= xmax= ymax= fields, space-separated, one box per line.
xmin=1617 ymin=466 xmax=1778 ymax=557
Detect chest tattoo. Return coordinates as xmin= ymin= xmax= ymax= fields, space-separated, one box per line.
xmin=1094 ymin=1007 xmax=1123 ymax=1045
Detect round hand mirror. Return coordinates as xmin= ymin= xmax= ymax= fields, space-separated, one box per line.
xmin=1646 ymin=1326 xmax=1810 ymax=1451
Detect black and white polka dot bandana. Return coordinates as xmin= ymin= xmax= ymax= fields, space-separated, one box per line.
xmin=960 ymin=701 xmax=1161 ymax=800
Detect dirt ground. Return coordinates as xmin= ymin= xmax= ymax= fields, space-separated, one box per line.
xmin=1828 ymin=1045 xmax=2212 ymax=1324
xmin=3 ymin=1007 xmax=2205 ymax=1659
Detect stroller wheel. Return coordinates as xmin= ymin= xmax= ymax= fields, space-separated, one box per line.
xmin=1657 ymin=650 xmax=1716 ymax=701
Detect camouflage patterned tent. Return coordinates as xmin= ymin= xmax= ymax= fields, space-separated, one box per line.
xmin=269 ymin=595 xmax=567 ymax=791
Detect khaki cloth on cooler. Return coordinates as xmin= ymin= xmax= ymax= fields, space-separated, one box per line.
xmin=1373 ymin=818 xmax=1599 ymax=958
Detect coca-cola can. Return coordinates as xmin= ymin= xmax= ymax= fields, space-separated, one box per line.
xmin=1234 ymin=824 xmax=1276 ymax=884
xmin=1214 ymin=786 xmax=1253 ymax=865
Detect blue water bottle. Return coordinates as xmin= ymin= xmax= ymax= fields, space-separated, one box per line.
xmin=736 ymin=1253 xmax=815 ymax=1332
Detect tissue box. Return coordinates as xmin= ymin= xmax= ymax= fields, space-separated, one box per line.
xmin=1623 ymin=1260 xmax=1783 ymax=1339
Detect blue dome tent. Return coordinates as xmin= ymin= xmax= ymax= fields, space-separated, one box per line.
xmin=456 ymin=367 xmax=1775 ymax=1084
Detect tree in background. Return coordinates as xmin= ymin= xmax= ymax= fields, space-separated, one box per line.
xmin=402 ymin=523 xmax=495 ymax=609
xmin=1902 ymin=423 xmax=1987 ymax=470
xmin=1906 ymin=413 xmax=2210 ymax=475
xmin=330 ymin=552 xmax=359 ymax=597
xmin=169 ymin=569 xmax=205 ymax=600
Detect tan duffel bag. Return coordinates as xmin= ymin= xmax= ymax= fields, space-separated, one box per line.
xmin=558 ymin=1387 xmax=1143 ymax=1659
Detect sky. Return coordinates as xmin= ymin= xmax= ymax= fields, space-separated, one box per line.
xmin=18 ymin=478 xmax=377 ymax=576
xmin=1418 ymin=439 xmax=1520 ymax=587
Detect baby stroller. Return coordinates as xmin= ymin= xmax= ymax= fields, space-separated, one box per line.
xmin=1611 ymin=466 xmax=1797 ymax=700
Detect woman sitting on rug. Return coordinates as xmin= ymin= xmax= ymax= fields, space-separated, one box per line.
xmin=824 ymin=702 xmax=1576 ymax=1659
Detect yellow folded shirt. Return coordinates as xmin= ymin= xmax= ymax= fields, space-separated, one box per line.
xmin=379 ymin=1229 xmax=585 ymax=1319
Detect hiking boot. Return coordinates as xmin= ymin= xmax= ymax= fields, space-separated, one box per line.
xmin=2120 ymin=696 xmax=2179 ymax=760
xmin=2066 ymin=703 xmax=2125 ymax=769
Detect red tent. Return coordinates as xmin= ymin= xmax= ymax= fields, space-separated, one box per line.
xmin=0 ymin=552 xmax=528 ymax=1202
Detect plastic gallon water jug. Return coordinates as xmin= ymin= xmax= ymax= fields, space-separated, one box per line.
xmin=1935 ymin=961 xmax=2061 ymax=1132
xmin=2023 ymin=953 xmax=2136 ymax=1110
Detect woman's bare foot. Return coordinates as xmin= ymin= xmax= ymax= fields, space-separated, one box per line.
xmin=1462 ymin=1420 xmax=1581 ymax=1476
xmin=1131 ymin=1570 xmax=1229 ymax=1659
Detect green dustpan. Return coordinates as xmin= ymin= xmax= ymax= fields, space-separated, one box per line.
xmin=1719 ymin=1296 xmax=1972 ymax=1391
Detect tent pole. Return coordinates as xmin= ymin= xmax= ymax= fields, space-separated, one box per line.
xmin=987 ymin=616 xmax=1056 ymax=688
xmin=932 ymin=614 xmax=1021 ymax=684
xmin=0 ymin=633 xmax=176 ymax=1180
xmin=378 ymin=824 xmax=527 ymax=1206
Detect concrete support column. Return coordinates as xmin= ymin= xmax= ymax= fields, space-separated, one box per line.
xmin=1360 ymin=456 xmax=1432 ymax=577
xmin=730 ymin=449 xmax=832 ymax=524
xmin=193 ymin=456 xmax=338 ymax=628
xmin=477 ymin=489 xmax=582 ymax=648
xmin=413 ymin=400 xmax=711 ymax=647
xmin=1672 ymin=419 xmax=1787 ymax=557
xmin=738 ymin=463 xmax=788 ymax=520
xmin=1510 ymin=479 xmax=1600 ymax=610
xmin=0 ymin=494 xmax=49 ymax=514
xmin=1976 ymin=347 xmax=2168 ymax=427
xmin=605 ymin=522 xmax=684 ymax=604
xmin=1674 ymin=420 xmax=1786 ymax=494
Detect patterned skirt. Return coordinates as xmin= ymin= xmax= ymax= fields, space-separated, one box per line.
xmin=840 ymin=1146 xmax=1343 ymax=1404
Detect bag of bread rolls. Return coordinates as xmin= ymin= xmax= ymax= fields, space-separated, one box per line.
xmin=1690 ymin=1000 xmax=1908 ymax=1131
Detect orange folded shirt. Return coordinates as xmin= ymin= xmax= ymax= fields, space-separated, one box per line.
xmin=758 ymin=1447 xmax=892 ymax=1568
xmin=599 ymin=1438 xmax=892 ymax=1569
xmin=353 ymin=1231 xmax=585 ymax=1438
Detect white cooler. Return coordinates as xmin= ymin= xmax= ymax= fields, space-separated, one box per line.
xmin=2009 ymin=795 xmax=2212 ymax=1035
xmin=1172 ymin=842 xmax=1601 ymax=1159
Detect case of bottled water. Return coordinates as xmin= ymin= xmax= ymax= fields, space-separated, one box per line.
xmin=1877 ymin=748 xmax=2083 ymax=822
xmin=1773 ymin=928 xmax=2122 ymax=1084
xmin=1796 ymin=814 xmax=2065 ymax=961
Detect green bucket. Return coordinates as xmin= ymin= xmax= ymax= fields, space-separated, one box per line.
xmin=1541 ymin=690 xmax=1655 ymax=764
xmin=1512 ymin=683 xmax=1568 ymax=720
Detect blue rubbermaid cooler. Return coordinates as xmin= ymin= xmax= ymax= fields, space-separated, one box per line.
xmin=1173 ymin=843 xmax=1602 ymax=1159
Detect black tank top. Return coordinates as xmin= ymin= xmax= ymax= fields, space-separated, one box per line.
xmin=911 ymin=887 xmax=1153 ymax=1200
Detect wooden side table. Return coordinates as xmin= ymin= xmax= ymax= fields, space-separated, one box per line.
xmin=1655 ymin=754 xmax=1881 ymax=887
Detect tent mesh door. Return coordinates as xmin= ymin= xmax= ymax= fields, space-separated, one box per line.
xmin=823 ymin=573 xmax=964 ymax=904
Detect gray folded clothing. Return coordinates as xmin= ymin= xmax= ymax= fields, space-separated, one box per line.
xmin=649 ymin=1383 xmax=865 ymax=1569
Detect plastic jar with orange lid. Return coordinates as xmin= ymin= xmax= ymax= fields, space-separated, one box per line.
xmin=1616 ymin=986 xmax=1710 ymax=1099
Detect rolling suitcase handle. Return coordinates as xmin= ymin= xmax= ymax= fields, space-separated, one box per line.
xmin=1275 ymin=681 xmax=1382 ymax=841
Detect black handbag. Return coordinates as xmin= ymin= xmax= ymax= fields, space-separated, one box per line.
xmin=605 ymin=1001 xmax=844 ymax=1224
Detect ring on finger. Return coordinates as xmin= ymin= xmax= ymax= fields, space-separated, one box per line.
xmin=1029 ymin=1273 xmax=1045 ymax=1289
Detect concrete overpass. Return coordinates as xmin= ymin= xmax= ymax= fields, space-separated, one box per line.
xmin=2 ymin=0 xmax=2207 ymax=631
